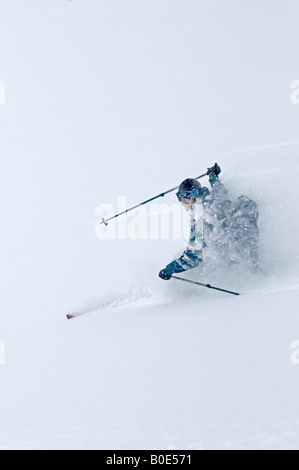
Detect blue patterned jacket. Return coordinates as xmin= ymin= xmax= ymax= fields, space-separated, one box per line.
xmin=164 ymin=177 xmax=228 ymax=276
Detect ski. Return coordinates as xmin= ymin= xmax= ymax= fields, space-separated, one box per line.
xmin=66 ymin=312 xmax=83 ymax=320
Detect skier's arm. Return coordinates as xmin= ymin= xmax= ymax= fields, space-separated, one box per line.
xmin=159 ymin=249 xmax=203 ymax=280
xmin=207 ymin=163 xmax=229 ymax=201
xmin=159 ymin=201 xmax=204 ymax=280
xmin=207 ymin=163 xmax=222 ymax=187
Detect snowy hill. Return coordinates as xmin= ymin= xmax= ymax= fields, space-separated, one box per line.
xmin=1 ymin=0 xmax=299 ymax=450
xmin=1 ymin=146 xmax=299 ymax=450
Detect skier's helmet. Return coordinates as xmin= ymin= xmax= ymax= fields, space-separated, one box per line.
xmin=176 ymin=178 xmax=202 ymax=202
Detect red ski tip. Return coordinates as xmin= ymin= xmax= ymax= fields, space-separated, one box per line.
xmin=66 ymin=314 xmax=75 ymax=320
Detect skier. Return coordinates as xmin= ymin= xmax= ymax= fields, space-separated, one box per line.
xmin=159 ymin=163 xmax=259 ymax=280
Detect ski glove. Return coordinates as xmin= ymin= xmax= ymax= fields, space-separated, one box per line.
xmin=207 ymin=163 xmax=221 ymax=187
xmin=207 ymin=162 xmax=221 ymax=177
xmin=159 ymin=269 xmax=172 ymax=280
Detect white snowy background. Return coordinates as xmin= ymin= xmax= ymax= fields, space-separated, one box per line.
xmin=0 ymin=0 xmax=299 ymax=450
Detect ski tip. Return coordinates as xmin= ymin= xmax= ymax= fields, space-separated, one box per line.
xmin=66 ymin=314 xmax=75 ymax=320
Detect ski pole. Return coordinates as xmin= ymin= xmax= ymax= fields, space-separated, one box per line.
xmin=98 ymin=166 xmax=216 ymax=226
xmin=171 ymin=275 xmax=241 ymax=296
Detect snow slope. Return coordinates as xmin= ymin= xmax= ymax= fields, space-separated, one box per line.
xmin=1 ymin=147 xmax=299 ymax=450
xmin=1 ymin=0 xmax=299 ymax=450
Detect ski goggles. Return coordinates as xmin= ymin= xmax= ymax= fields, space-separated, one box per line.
xmin=176 ymin=188 xmax=201 ymax=202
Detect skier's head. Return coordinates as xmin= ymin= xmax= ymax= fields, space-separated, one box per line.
xmin=176 ymin=178 xmax=202 ymax=211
